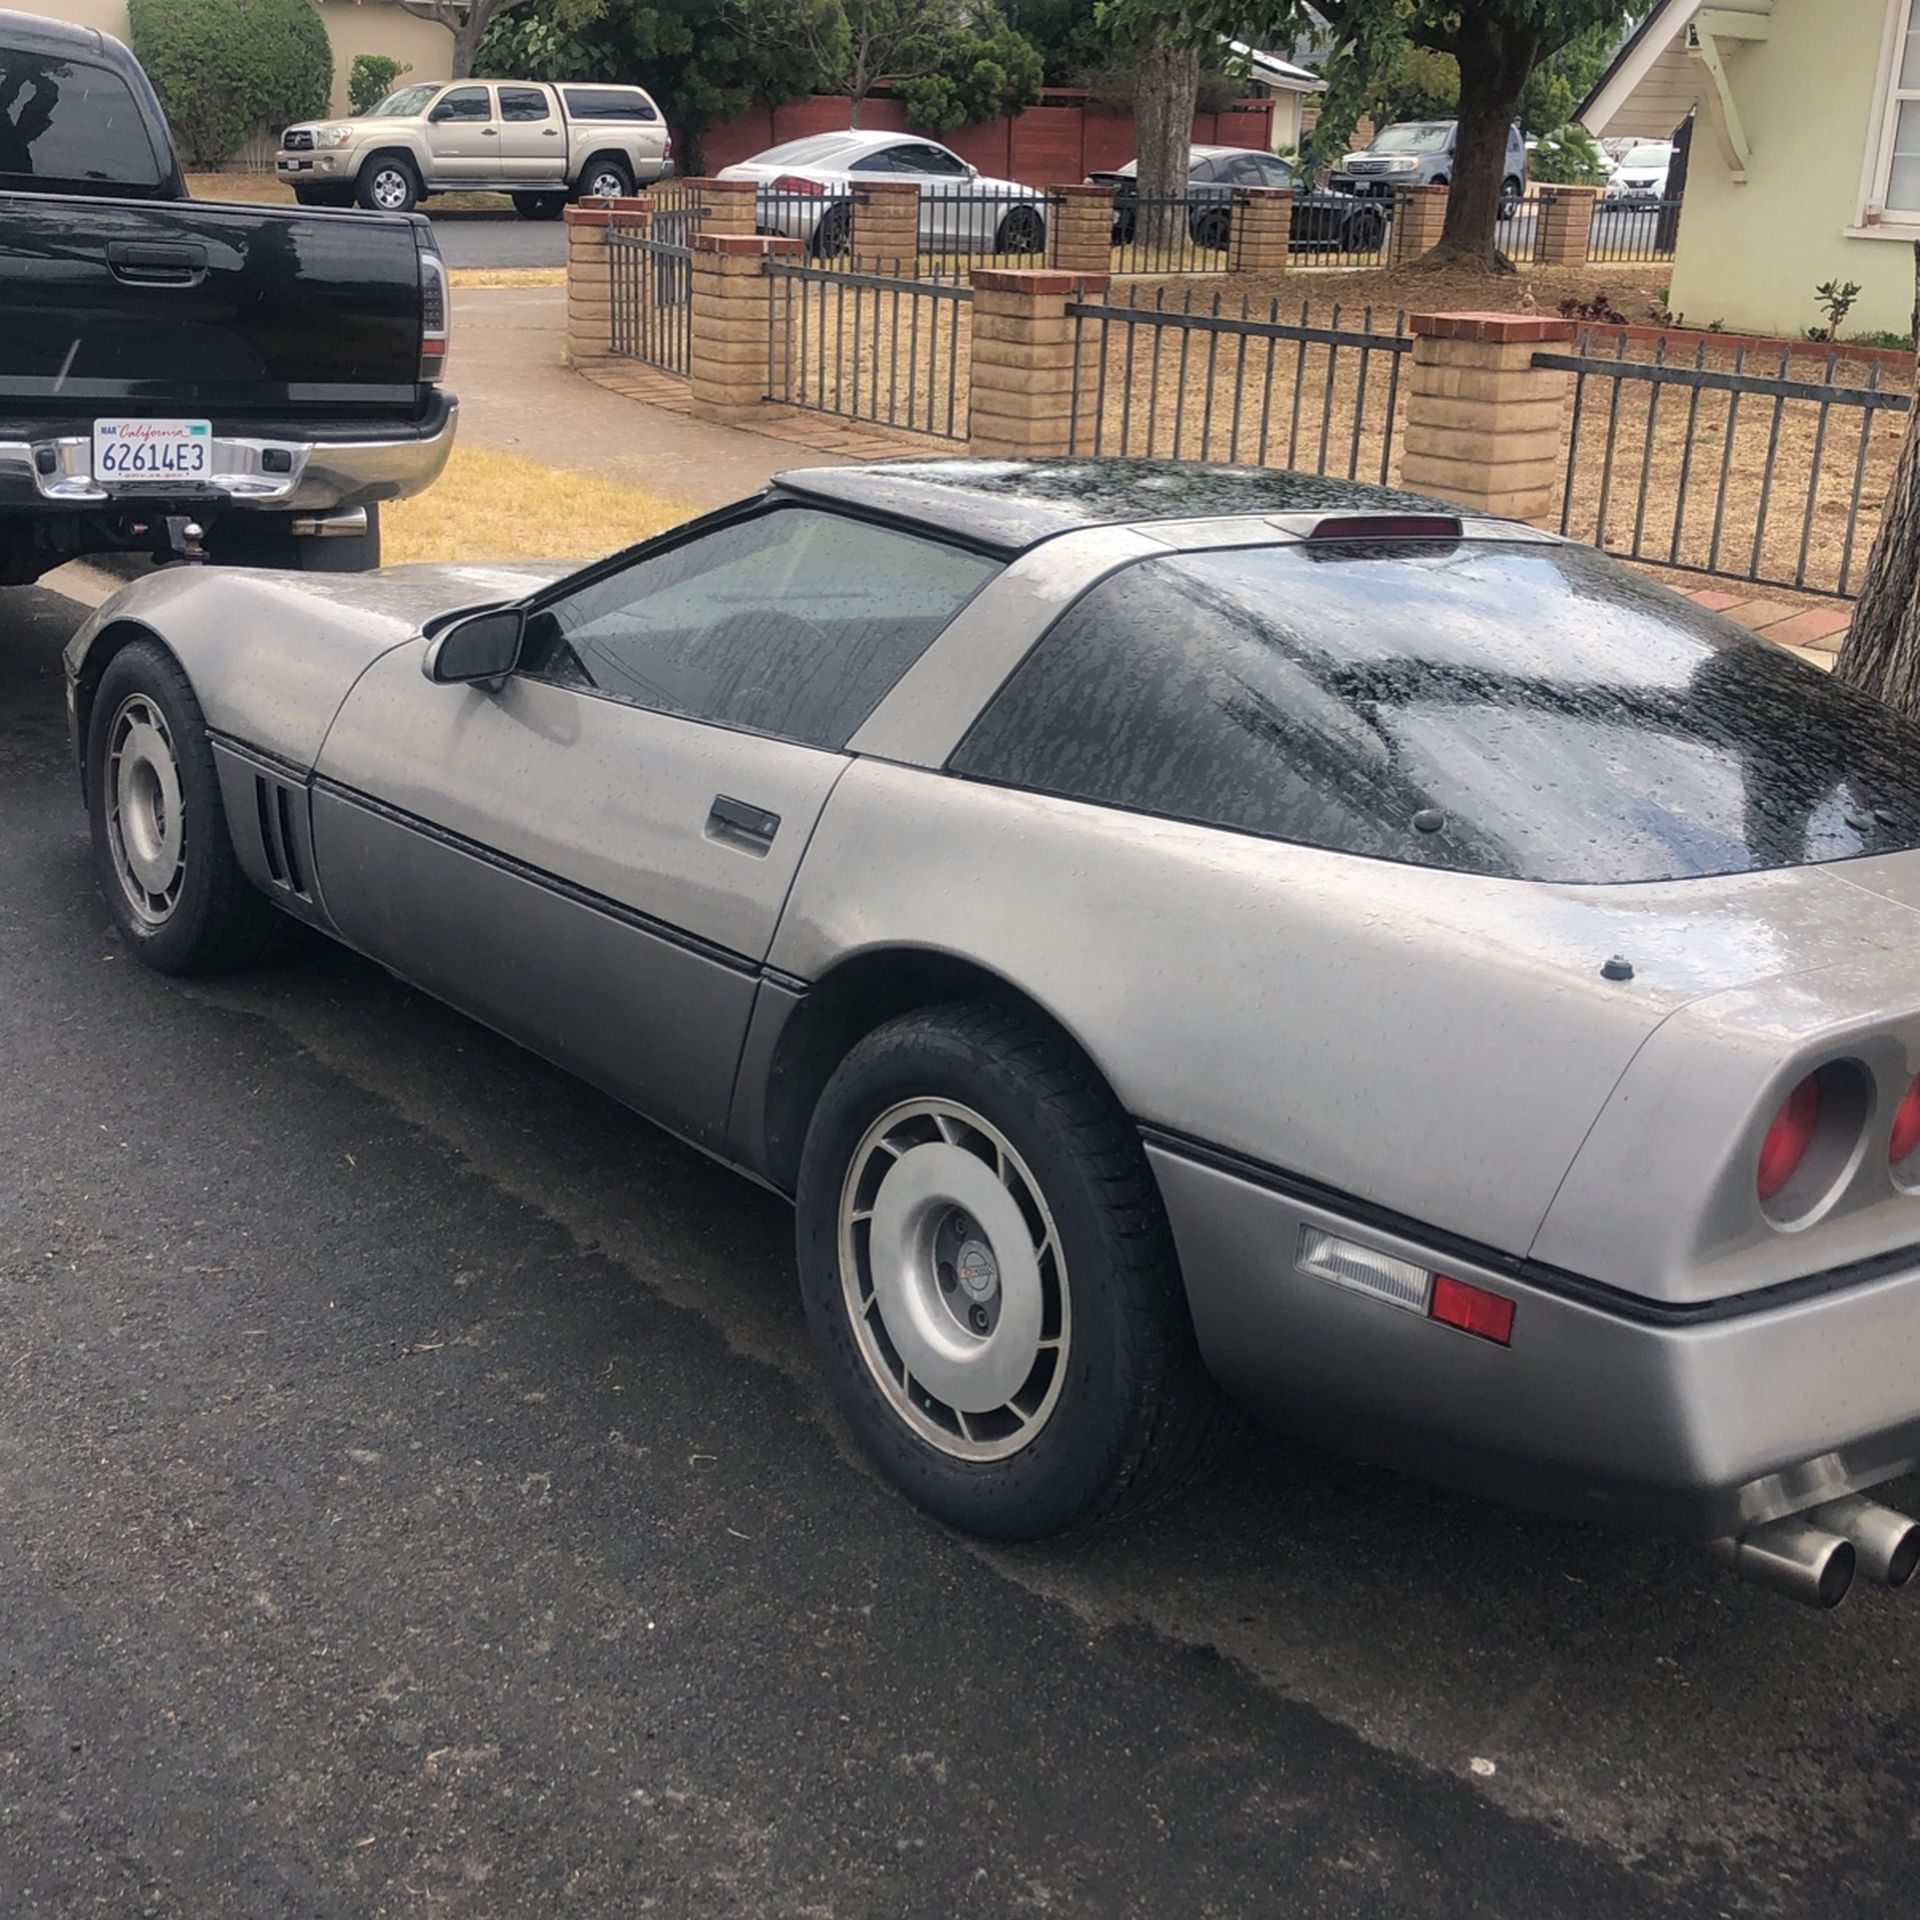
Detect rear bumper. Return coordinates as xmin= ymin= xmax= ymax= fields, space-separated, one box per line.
xmin=1149 ymin=1135 xmax=1920 ymax=1540
xmin=0 ymin=393 xmax=457 ymax=518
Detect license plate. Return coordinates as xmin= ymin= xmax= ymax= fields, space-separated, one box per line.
xmin=92 ymin=418 xmax=213 ymax=483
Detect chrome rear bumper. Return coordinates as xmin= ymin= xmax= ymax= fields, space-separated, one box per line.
xmin=0 ymin=398 xmax=457 ymax=515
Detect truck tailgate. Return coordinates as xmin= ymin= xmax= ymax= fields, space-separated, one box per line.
xmin=0 ymin=194 xmax=427 ymax=418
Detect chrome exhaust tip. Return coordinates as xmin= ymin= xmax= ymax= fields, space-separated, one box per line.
xmin=1810 ymin=1496 xmax=1920 ymax=1591
xmin=1710 ymin=1517 xmax=1856 ymax=1609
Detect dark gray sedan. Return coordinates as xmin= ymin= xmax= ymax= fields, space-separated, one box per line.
xmin=63 ymin=459 xmax=1920 ymax=1608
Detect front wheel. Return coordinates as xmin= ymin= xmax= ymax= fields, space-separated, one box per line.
xmin=1190 ymin=205 xmax=1231 ymax=252
xmin=994 ymin=204 xmax=1047 ymax=256
xmin=356 ymin=157 xmax=420 ymax=214
xmin=1499 ymin=177 xmax=1523 ymax=220
xmin=86 ymin=641 xmax=306 ymax=975
xmin=1343 ymin=208 xmax=1387 ymax=255
xmin=796 ymin=1003 xmax=1230 ymax=1540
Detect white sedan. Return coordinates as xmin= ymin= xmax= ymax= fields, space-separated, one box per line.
xmin=717 ymin=130 xmax=1048 ymax=260
xmin=1604 ymin=141 xmax=1675 ymax=206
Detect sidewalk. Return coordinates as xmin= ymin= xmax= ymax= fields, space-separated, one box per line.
xmin=453 ymin=286 xmax=908 ymax=512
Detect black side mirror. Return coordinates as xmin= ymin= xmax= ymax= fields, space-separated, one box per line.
xmin=429 ymin=103 xmax=457 ymax=123
xmin=423 ymin=606 xmax=525 ymax=685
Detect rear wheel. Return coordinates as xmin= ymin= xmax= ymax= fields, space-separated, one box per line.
xmin=1344 ymin=207 xmax=1386 ymax=254
xmin=292 ymin=183 xmax=351 ymax=208
xmin=86 ymin=641 xmax=305 ymax=975
xmin=796 ymin=1003 xmax=1231 ymax=1540
xmin=357 ymin=156 xmax=420 ymax=214
xmin=1500 ymin=176 xmax=1523 ymax=220
xmin=809 ymin=199 xmax=854 ymax=259
xmin=204 ymin=506 xmax=381 ymax=574
xmin=512 ymin=191 xmax=568 ymax=220
xmin=1190 ymin=204 xmax=1230 ymax=252
xmin=577 ymin=156 xmax=633 ymax=202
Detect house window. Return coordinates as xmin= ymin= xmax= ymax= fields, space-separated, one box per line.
xmin=1866 ymin=0 xmax=1920 ymax=222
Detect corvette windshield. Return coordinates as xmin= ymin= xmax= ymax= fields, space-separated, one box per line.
xmin=953 ymin=541 xmax=1920 ymax=884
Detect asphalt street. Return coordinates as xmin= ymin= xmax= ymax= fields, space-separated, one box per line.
xmin=430 ymin=211 xmax=568 ymax=271
xmin=4 ymin=576 xmax=1918 ymax=1918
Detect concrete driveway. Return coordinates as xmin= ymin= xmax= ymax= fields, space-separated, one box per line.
xmin=3 ymin=577 xmax=1917 ymax=1917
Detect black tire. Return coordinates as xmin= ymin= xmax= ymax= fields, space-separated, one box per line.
xmin=292 ymin=184 xmax=351 ymax=208
xmin=356 ymin=154 xmax=420 ymax=214
xmin=512 ymin=191 xmax=568 ymax=221
xmin=1113 ymin=206 xmax=1138 ymax=247
xmin=1500 ymin=176 xmax=1522 ymax=220
xmin=796 ymin=1002 xmax=1231 ymax=1540
xmin=1344 ymin=208 xmax=1387 ymax=255
xmin=575 ymin=155 xmax=633 ymax=202
xmin=86 ymin=640 xmax=306 ymax=976
xmin=204 ymin=505 xmax=381 ymax=574
xmin=809 ymin=199 xmax=853 ymax=260
xmin=1190 ymin=205 xmax=1231 ymax=253
xmin=994 ymin=204 xmax=1047 ymax=255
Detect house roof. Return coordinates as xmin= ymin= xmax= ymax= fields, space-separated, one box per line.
xmin=1578 ymin=0 xmax=1772 ymax=139
xmin=1224 ymin=40 xmax=1327 ymax=97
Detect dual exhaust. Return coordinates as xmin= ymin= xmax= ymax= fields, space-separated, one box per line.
xmin=1711 ymin=1495 xmax=1920 ymax=1609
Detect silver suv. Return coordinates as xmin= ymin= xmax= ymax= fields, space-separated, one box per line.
xmin=1332 ymin=119 xmax=1528 ymax=217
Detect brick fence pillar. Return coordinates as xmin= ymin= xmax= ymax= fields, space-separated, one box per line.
xmin=968 ymin=268 xmax=1108 ymax=459
xmin=564 ymin=200 xmax=616 ymax=366
xmin=1534 ymin=184 xmax=1599 ymax=268
xmin=1048 ymin=184 xmax=1115 ymax=276
xmin=1390 ymin=185 xmax=1448 ymax=264
xmin=853 ymin=181 xmax=921 ymax=271
xmin=688 ymin=233 xmax=801 ymax=423
xmin=1400 ymin=311 xmax=1578 ymax=523
xmin=682 ymin=175 xmax=758 ymax=236
xmin=1229 ymin=186 xmax=1292 ymax=274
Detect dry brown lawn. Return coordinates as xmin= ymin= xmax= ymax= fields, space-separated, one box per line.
xmin=383 ymin=444 xmax=686 ymax=565
xmin=184 ymin=171 xmax=509 ymax=212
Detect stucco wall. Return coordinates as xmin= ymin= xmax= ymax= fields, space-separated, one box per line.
xmin=1667 ymin=0 xmax=1914 ymax=340
xmin=8 ymin=0 xmax=452 ymax=122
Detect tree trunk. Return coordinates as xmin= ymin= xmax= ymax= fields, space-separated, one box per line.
xmin=1420 ymin=19 xmax=1537 ymax=271
xmin=1833 ymin=246 xmax=1920 ymax=713
xmin=1135 ymin=37 xmax=1198 ymax=252
xmin=449 ymin=11 xmax=486 ymax=78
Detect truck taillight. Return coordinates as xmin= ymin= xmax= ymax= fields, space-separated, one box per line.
xmin=419 ymin=247 xmax=449 ymax=383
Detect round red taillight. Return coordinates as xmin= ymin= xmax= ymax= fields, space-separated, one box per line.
xmin=1758 ymin=1075 xmax=1822 ymax=1200
xmin=1891 ymin=1074 xmax=1920 ymax=1166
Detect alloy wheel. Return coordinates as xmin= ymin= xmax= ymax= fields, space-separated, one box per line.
xmin=104 ymin=693 xmax=186 ymax=927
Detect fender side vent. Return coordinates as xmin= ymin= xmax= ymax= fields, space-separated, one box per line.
xmin=254 ymin=775 xmax=311 ymax=901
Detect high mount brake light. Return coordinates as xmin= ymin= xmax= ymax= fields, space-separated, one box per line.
xmin=1758 ymin=1074 xmax=1821 ymax=1201
xmin=1306 ymin=513 xmax=1464 ymax=542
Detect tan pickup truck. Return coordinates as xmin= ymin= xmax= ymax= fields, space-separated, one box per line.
xmin=277 ymin=79 xmax=670 ymax=219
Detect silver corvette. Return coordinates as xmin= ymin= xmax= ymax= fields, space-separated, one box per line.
xmin=63 ymin=459 xmax=1920 ymax=1607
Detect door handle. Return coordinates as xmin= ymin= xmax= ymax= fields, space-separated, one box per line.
xmin=105 ymin=239 xmax=206 ymax=286
xmin=542 ymin=128 xmax=560 ymax=136
xmin=706 ymin=794 xmax=780 ymax=851
xmin=480 ymin=127 xmax=499 ymax=137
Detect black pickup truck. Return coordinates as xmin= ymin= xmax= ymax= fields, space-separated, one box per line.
xmin=0 ymin=8 xmax=455 ymax=582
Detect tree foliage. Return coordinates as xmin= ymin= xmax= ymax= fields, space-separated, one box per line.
xmin=399 ymin=0 xmax=544 ymax=79
xmin=1528 ymin=119 xmax=1606 ymax=183
xmin=1098 ymin=0 xmax=1638 ymax=266
xmin=127 ymin=0 xmax=332 ymax=166
xmin=348 ymin=54 xmax=413 ymax=115
xmin=892 ymin=20 xmax=1044 ymax=135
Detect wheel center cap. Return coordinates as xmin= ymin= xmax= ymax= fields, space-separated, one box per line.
xmin=955 ymin=1238 xmax=999 ymax=1301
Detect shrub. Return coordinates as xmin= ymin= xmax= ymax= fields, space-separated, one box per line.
xmin=128 ymin=0 xmax=332 ymax=168
xmin=1529 ymin=122 xmax=1607 ymax=187
xmin=348 ymin=53 xmax=411 ymax=116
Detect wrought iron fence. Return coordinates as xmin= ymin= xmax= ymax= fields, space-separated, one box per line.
xmin=1105 ymin=194 xmax=1236 ymax=275
xmin=912 ymin=186 xmax=1051 ymax=282
xmin=1587 ymin=194 xmax=1683 ymax=264
xmin=1067 ymin=288 xmax=1410 ymax=480
xmin=608 ymin=222 xmax=692 ymax=376
xmin=1285 ymin=188 xmax=1399 ymax=270
xmin=750 ymin=184 xmax=853 ymax=259
xmin=1536 ymin=331 xmax=1911 ymax=599
xmin=766 ymin=257 xmax=972 ymax=440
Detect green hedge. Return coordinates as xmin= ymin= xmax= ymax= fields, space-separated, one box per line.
xmin=128 ymin=0 xmax=333 ymax=168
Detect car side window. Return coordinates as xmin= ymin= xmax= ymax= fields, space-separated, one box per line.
xmin=893 ymin=142 xmax=968 ymax=177
xmin=435 ymin=86 xmax=492 ymax=123
xmin=1252 ymin=155 xmax=1296 ymax=187
xmin=849 ymin=148 xmax=900 ymax=174
xmin=499 ymin=87 xmax=549 ymax=123
xmin=519 ymin=507 xmax=999 ymax=750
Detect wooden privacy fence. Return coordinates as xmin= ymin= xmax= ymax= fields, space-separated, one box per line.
xmin=567 ymin=205 xmax=1905 ymax=603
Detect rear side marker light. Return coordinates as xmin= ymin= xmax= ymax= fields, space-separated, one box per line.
xmin=1428 ymin=1274 xmax=1516 ymax=1346
xmin=1296 ymin=1229 xmax=1515 ymax=1346
xmin=1892 ymin=1073 xmax=1920 ymax=1166
xmin=1758 ymin=1073 xmax=1821 ymax=1200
